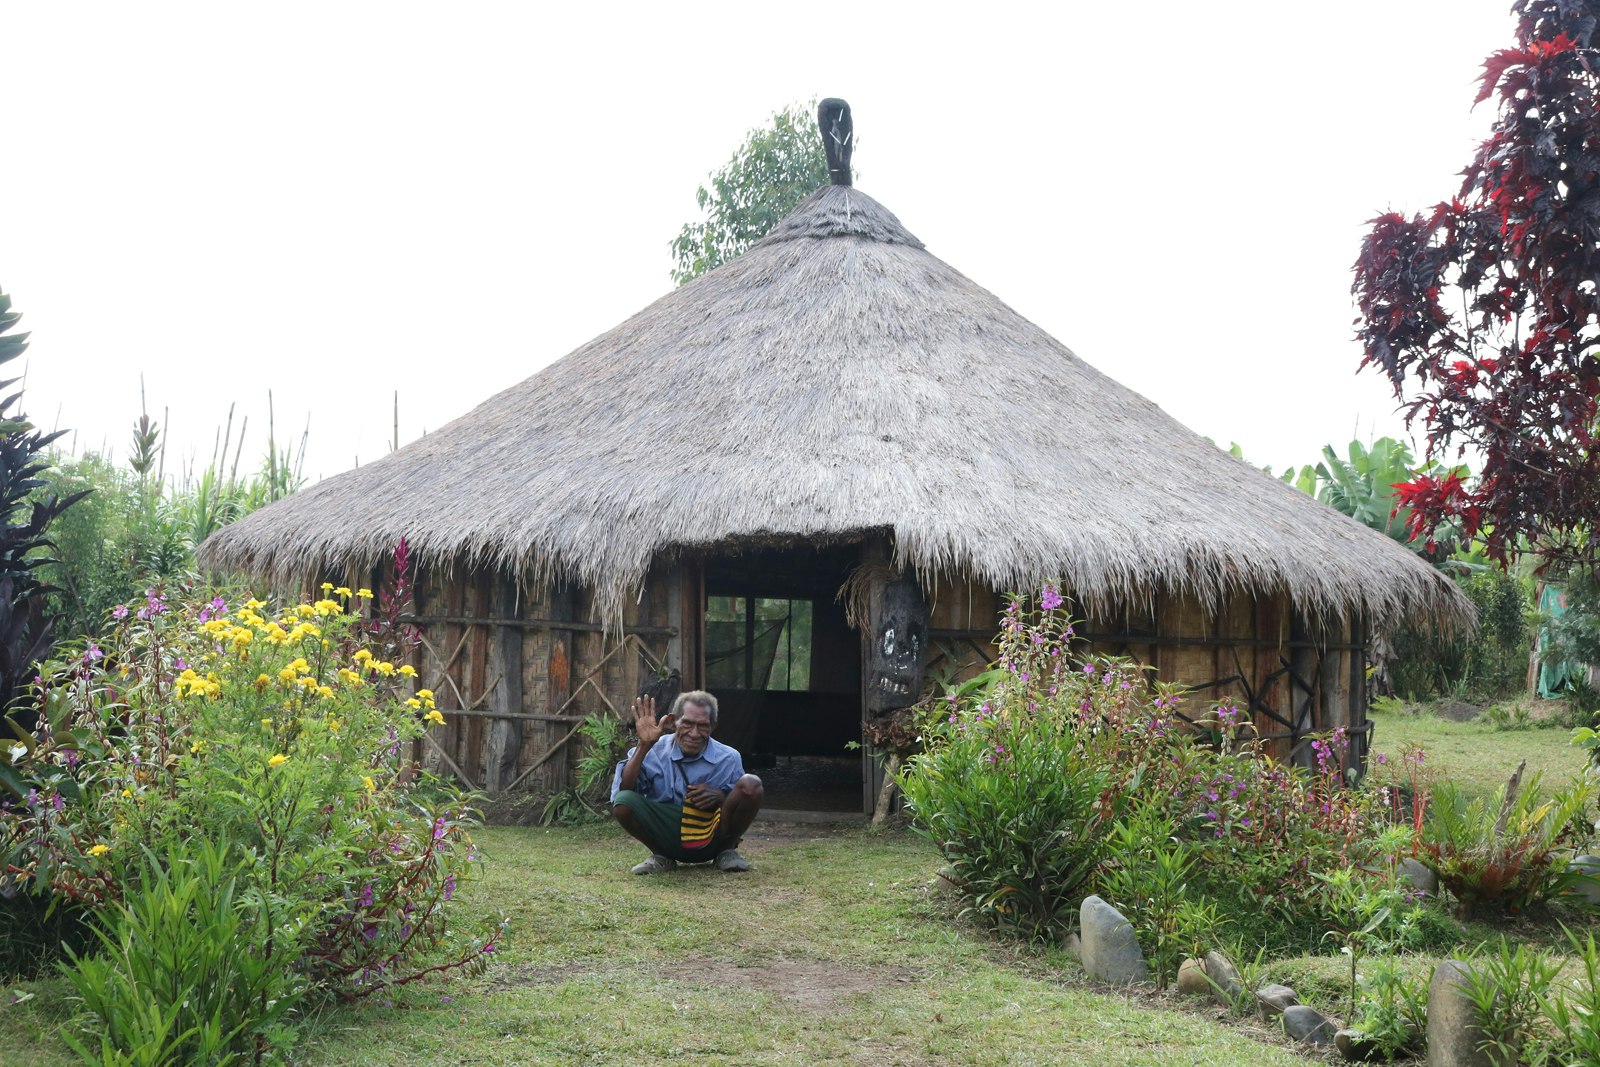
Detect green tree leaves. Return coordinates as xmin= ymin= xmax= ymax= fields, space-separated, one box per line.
xmin=668 ymin=102 xmax=835 ymax=285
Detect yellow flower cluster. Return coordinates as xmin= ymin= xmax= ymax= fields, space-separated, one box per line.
xmin=174 ymin=668 xmax=222 ymax=700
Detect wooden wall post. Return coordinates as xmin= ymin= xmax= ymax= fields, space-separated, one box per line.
xmin=483 ymin=574 xmax=524 ymax=791
xmin=1288 ymin=610 xmax=1319 ymax=770
xmin=541 ymin=581 xmax=576 ymax=794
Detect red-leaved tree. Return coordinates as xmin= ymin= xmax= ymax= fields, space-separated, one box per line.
xmin=1353 ymin=0 xmax=1600 ymax=566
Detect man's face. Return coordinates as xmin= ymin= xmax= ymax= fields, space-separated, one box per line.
xmin=674 ymin=703 xmax=714 ymax=756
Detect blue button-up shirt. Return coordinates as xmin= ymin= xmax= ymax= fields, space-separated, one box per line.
xmin=611 ymin=734 xmax=744 ymax=805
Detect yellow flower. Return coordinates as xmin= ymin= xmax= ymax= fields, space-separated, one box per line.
xmin=353 ymin=649 xmax=373 ymax=663
xmin=267 ymin=753 xmax=289 ymax=768
xmin=424 ymin=710 xmax=445 ymax=727
xmin=362 ymin=775 xmax=376 ymax=793
xmin=320 ymin=582 xmax=334 ymax=591
xmin=356 ymin=588 xmax=373 ymax=599
xmin=374 ymin=661 xmax=395 ymax=676
xmin=190 ymin=739 xmax=205 ymax=754
xmin=288 ymin=658 xmax=310 ymax=674
xmin=398 ymin=664 xmax=417 ymax=678
xmin=296 ymin=604 xmax=315 ymax=619
xmin=318 ymin=686 xmax=335 ymax=700
xmin=405 ymin=697 xmax=422 ymax=709
xmin=416 ymin=688 xmax=434 ymax=701
xmin=179 ymin=668 xmax=198 ymax=680
xmin=327 ymin=716 xmax=341 ymax=730
xmin=335 ymin=586 xmax=352 ymax=598
xmin=261 ymin=718 xmax=273 ymax=728
xmin=120 ymin=788 xmax=133 ymax=798
xmin=246 ymin=598 xmax=265 ymax=610
xmin=313 ymin=599 xmax=341 ymax=616
xmin=277 ymin=667 xmax=297 ymax=684
xmin=88 ymin=844 xmax=111 ymax=857
xmin=255 ymin=673 xmax=271 ymax=688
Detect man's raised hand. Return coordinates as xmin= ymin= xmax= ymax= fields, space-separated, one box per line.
xmin=631 ymin=694 xmax=672 ymax=749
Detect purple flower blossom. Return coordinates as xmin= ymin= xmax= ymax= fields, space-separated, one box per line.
xmin=433 ymin=817 xmax=448 ymax=841
xmin=51 ymin=792 xmax=63 ymax=811
xmin=82 ymin=643 xmax=103 ymax=665
xmin=1039 ymin=585 xmax=1063 ymax=612
xmin=443 ymin=874 xmax=456 ymax=901
xmin=111 ymin=604 xmax=129 ymax=620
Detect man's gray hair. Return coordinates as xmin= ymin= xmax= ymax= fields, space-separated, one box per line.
xmin=670 ymin=690 xmax=718 ymax=726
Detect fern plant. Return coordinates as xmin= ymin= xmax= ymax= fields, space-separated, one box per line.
xmin=1419 ymin=761 xmax=1597 ymax=917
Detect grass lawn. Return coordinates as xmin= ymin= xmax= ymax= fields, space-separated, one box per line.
xmin=4 ymin=822 xmax=1308 ymax=1067
xmin=1367 ymin=701 xmax=1590 ymax=801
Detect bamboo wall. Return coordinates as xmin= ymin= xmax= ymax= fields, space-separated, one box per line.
xmin=407 ymin=563 xmax=675 ymax=793
xmin=387 ymin=558 xmax=1367 ymax=801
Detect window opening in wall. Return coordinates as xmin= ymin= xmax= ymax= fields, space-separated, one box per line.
xmin=704 ymin=595 xmax=812 ymax=691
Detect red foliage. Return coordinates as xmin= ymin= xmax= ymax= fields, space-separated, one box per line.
xmin=1353 ymin=1 xmax=1600 ymax=565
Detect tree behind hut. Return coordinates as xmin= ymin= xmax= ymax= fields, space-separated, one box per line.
xmin=669 ymin=102 xmax=835 ymax=284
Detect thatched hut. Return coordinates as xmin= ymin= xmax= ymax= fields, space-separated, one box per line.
xmin=200 ymin=100 xmax=1468 ymax=814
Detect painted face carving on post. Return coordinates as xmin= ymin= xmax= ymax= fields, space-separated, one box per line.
xmin=865 ymin=574 xmax=929 ymax=718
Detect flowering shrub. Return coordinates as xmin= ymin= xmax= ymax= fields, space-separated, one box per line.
xmin=898 ymin=597 xmax=1153 ymax=941
xmin=900 ymin=590 xmax=1437 ymax=952
xmin=1 ymin=571 xmax=503 ymax=1059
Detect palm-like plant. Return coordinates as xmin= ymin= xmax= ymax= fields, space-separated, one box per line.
xmin=1284 ymin=438 xmax=1467 ymax=560
xmin=0 ymin=287 xmax=87 ymax=720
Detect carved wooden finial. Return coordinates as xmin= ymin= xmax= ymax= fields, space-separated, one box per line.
xmin=817 ymin=98 xmax=853 ymax=187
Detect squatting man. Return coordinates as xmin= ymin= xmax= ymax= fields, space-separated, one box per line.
xmin=610 ymin=690 xmax=763 ymax=874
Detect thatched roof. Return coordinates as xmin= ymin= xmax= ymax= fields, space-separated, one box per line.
xmin=200 ymin=180 xmax=1470 ymax=629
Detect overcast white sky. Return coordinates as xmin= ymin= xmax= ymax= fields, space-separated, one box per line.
xmin=7 ymin=1 xmax=1513 ymax=485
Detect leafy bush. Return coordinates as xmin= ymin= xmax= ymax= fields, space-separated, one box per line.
xmin=1 ymin=568 xmax=503 ymax=1049
xmin=1344 ymin=957 xmax=1429 ymax=1062
xmin=900 ymin=591 xmax=1399 ymax=952
xmin=62 ymin=837 xmax=304 ymax=1066
xmin=898 ymin=661 xmax=1126 ymax=941
xmin=1539 ymin=928 xmax=1600 ymax=1066
xmin=1417 ymin=761 xmax=1596 ymax=918
xmin=1098 ymin=804 xmax=1225 ymax=987
xmin=1458 ymin=937 xmax=1563 ymax=1066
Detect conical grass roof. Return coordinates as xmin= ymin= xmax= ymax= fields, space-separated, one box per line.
xmin=200 ymin=182 xmax=1469 ymax=629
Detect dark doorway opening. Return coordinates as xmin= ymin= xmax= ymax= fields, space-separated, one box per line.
xmin=702 ymin=544 xmax=862 ymax=812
